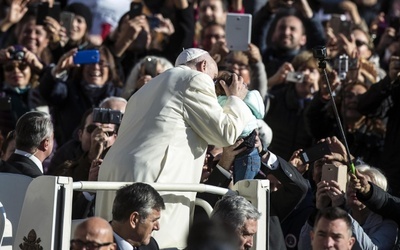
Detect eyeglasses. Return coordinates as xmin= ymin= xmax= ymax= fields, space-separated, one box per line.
xmin=355 ymin=40 xmax=368 ymax=48
xmin=70 ymin=239 xmax=114 ymax=250
xmin=3 ymin=63 xmax=28 ymax=72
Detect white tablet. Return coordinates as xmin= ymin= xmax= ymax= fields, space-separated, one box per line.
xmin=225 ymin=13 xmax=252 ymax=51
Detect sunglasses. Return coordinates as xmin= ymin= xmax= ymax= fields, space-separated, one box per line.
xmin=70 ymin=239 xmax=114 ymax=250
xmin=355 ymin=40 xmax=368 ymax=48
xmin=3 ymin=63 xmax=28 ymax=72
xmin=85 ymin=124 xmax=97 ymax=134
xmin=85 ymin=124 xmax=116 ymax=137
xmin=104 ymin=131 xmax=117 ymax=137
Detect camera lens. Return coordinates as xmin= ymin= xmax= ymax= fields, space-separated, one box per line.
xmin=13 ymin=51 xmax=25 ymax=61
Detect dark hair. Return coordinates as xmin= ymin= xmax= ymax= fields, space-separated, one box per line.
xmin=314 ymin=207 xmax=352 ymax=237
xmin=214 ymin=71 xmax=233 ymax=96
xmin=112 ymin=183 xmax=165 ymax=222
xmin=78 ymin=108 xmax=94 ymax=131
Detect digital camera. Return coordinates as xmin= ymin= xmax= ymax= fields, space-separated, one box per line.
xmin=9 ymin=46 xmax=25 ymax=61
xmin=312 ymin=46 xmax=327 ymax=60
xmin=92 ymin=108 xmax=123 ymax=125
xmin=286 ymin=72 xmax=304 ymax=84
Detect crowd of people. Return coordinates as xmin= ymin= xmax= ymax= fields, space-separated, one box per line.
xmin=1 ymin=0 xmax=400 ymax=249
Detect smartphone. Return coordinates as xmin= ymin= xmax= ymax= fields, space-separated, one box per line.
xmin=142 ymin=57 xmax=158 ymax=77
xmin=48 ymin=2 xmax=61 ymax=22
xmin=225 ymin=13 xmax=252 ymax=51
xmin=73 ymin=50 xmax=100 ymax=65
xmin=36 ymin=2 xmax=49 ymax=25
xmin=321 ymin=164 xmax=348 ymax=192
xmin=340 ymin=20 xmax=352 ymax=40
xmin=300 ymin=141 xmax=331 ymax=164
xmin=330 ymin=14 xmax=352 ymax=39
xmin=129 ymin=2 xmax=143 ymax=19
xmin=147 ymin=16 xmax=160 ymax=29
xmin=285 ymin=72 xmax=304 ymax=84
xmin=60 ymin=11 xmax=75 ymax=31
xmin=36 ymin=2 xmax=60 ymax=25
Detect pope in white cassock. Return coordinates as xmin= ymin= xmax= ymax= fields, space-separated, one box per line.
xmin=95 ymin=48 xmax=254 ymax=249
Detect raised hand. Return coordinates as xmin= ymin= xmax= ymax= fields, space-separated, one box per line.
xmin=289 ymin=149 xmax=309 ymax=175
xmin=0 ymin=0 xmax=29 ymax=32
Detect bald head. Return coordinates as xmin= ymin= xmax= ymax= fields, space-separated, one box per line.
xmin=73 ymin=217 xmax=116 ymax=250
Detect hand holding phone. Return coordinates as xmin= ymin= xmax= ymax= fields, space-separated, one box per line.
xmin=321 ymin=164 xmax=348 ymax=193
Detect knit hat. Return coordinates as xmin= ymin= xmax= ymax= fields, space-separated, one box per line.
xmin=65 ymin=3 xmax=93 ymax=31
xmin=175 ymin=48 xmax=208 ymax=66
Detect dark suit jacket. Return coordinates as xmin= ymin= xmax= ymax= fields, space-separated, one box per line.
xmin=196 ymin=155 xmax=308 ymax=250
xmin=1 ymin=153 xmax=43 ymax=178
xmin=115 ymin=235 xmax=160 ymax=250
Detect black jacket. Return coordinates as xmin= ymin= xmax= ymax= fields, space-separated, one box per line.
xmin=115 ymin=235 xmax=160 ymax=250
xmin=266 ymin=84 xmax=314 ymax=160
xmin=197 ymin=155 xmax=308 ymax=250
xmin=1 ymin=153 xmax=42 ymax=178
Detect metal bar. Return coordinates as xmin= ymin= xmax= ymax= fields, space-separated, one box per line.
xmin=72 ymin=181 xmax=230 ymax=196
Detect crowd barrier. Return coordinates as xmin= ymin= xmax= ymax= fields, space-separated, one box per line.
xmin=0 ymin=174 xmax=270 ymax=250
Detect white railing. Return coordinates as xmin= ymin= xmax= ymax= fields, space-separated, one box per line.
xmin=1 ymin=176 xmax=269 ymax=250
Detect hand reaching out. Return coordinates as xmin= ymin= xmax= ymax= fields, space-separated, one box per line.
xmin=289 ymin=149 xmax=309 ymax=174
xmin=349 ymin=169 xmax=371 ymax=195
xmin=218 ymin=139 xmax=247 ymax=171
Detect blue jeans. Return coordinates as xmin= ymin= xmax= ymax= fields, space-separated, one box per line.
xmin=233 ymin=147 xmax=261 ymax=183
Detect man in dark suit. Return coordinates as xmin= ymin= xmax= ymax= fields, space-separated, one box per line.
xmin=197 ymin=137 xmax=308 ymax=250
xmin=0 ymin=111 xmax=54 ymax=177
xmin=110 ymin=183 xmax=165 ymax=250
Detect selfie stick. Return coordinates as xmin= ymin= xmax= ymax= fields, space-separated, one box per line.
xmin=313 ymin=46 xmax=356 ymax=174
